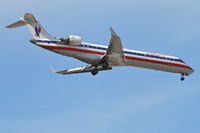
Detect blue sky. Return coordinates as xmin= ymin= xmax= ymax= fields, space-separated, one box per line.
xmin=0 ymin=0 xmax=200 ymax=133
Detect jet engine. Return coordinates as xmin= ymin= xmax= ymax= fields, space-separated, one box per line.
xmin=60 ymin=35 xmax=82 ymax=46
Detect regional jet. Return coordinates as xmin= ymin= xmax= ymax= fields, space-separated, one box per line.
xmin=6 ymin=13 xmax=194 ymax=81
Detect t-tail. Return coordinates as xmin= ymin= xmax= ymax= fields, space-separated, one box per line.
xmin=6 ymin=13 xmax=57 ymax=41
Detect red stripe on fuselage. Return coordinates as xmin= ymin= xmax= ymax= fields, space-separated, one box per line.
xmin=40 ymin=45 xmax=105 ymax=55
xmin=39 ymin=45 xmax=193 ymax=71
xmin=125 ymin=56 xmax=192 ymax=70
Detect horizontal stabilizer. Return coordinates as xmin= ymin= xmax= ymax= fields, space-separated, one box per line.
xmin=6 ymin=13 xmax=37 ymax=28
xmin=6 ymin=19 xmax=26 ymax=28
xmin=50 ymin=65 xmax=111 ymax=75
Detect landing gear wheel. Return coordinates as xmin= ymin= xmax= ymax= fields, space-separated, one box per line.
xmin=180 ymin=77 xmax=185 ymax=81
xmin=102 ymin=62 xmax=109 ymax=69
xmin=180 ymin=74 xmax=185 ymax=81
xmin=91 ymin=69 xmax=98 ymax=75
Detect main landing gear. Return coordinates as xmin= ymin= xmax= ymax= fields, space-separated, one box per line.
xmin=102 ymin=62 xmax=109 ymax=69
xmin=91 ymin=61 xmax=109 ymax=76
xmin=91 ymin=69 xmax=98 ymax=75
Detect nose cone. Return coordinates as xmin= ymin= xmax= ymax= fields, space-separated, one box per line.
xmin=187 ymin=66 xmax=194 ymax=75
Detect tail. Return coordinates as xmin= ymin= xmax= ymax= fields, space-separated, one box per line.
xmin=6 ymin=13 xmax=57 ymax=40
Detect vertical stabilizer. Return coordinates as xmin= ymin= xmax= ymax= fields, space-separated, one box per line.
xmin=6 ymin=13 xmax=57 ymax=41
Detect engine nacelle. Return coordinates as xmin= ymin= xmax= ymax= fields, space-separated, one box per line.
xmin=60 ymin=35 xmax=82 ymax=46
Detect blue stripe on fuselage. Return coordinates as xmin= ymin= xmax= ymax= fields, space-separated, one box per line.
xmin=35 ymin=40 xmax=184 ymax=64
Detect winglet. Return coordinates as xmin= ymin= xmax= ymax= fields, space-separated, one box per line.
xmin=109 ymin=27 xmax=118 ymax=37
xmin=49 ymin=66 xmax=57 ymax=73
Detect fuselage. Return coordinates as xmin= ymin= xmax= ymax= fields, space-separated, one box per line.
xmin=31 ymin=39 xmax=194 ymax=75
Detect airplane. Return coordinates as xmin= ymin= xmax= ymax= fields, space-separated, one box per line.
xmin=6 ymin=13 xmax=194 ymax=81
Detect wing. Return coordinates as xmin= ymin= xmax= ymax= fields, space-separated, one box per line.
xmin=50 ymin=65 xmax=111 ymax=75
xmin=101 ymin=27 xmax=125 ymax=66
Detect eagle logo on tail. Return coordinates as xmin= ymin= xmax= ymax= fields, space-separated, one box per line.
xmin=35 ymin=26 xmax=41 ymax=37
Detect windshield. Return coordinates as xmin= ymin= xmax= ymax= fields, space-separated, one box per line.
xmin=178 ymin=59 xmax=185 ymax=63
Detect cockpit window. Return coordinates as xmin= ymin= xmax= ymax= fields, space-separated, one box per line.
xmin=178 ymin=59 xmax=185 ymax=63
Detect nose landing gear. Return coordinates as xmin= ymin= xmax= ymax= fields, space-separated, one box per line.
xmin=180 ymin=76 xmax=185 ymax=81
xmin=180 ymin=73 xmax=187 ymax=81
